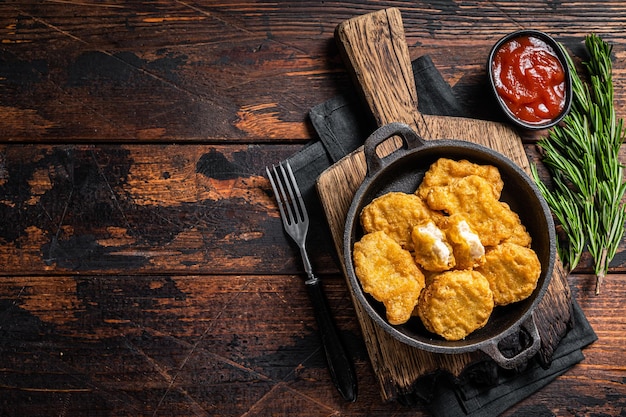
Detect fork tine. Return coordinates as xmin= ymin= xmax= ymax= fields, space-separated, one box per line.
xmin=267 ymin=161 xmax=308 ymax=230
xmin=283 ymin=161 xmax=307 ymax=223
xmin=267 ymin=166 xmax=287 ymax=222
xmin=275 ymin=164 xmax=298 ymax=225
xmin=278 ymin=162 xmax=305 ymax=224
xmin=275 ymin=164 xmax=293 ymax=224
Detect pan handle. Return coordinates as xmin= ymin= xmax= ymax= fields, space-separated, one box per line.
xmin=480 ymin=313 xmax=541 ymax=370
xmin=363 ymin=122 xmax=426 ymax=176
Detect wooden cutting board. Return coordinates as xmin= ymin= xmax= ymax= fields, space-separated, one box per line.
xmin=316 ymin=8 xmax=573 ymax=401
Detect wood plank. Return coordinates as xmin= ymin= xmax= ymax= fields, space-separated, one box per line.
xmin=0 ymin=274 xmax=365 ymax=416
xmin=0 ymin=273 xmax=622 ymax=416
xmin=317 ymin=7 xmax=570 ymax=395
xmin=0 ymin=144 xmax=338 ymax=276
xmin=1 ymin=2 xmax=625 ymax=142
xmin=1 ymin=143 xmax=626 ymax=276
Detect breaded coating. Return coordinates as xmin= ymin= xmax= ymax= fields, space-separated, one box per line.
xmin=417 ymin=270 xmax=494 ymax=341
xmin=475 ymin=242 xmax=541 ymax=306
xmin=352 ymin=158 xmax=541 ymax=338
xmin=502 ymin=209 xmax=533 ymax=247
xmin=353 ymin=231 xmax=426 ymax=325
xmin=360 ymin=192 xmax=442 ymax=251
xmin=443 ymin=214 xmax=485 ymax=270
xmin=416 ymin=158 xmax=504 ymax=200
xmin=411 ymin=221 xmax=455 ymax=272
xmin=425 ymin=175 xmax=531 ymax=247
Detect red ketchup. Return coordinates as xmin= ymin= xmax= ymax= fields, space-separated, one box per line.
xmin=492 ymin=35 xmax=566 ymax=125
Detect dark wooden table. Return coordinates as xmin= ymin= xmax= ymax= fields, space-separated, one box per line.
xmin=1 ymin=2 xmax=625 ymax=416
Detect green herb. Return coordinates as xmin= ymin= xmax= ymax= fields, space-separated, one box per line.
xmin=532 ymin=34 xmax=625 ymax=294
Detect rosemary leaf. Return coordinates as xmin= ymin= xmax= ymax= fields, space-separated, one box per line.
xmin=534 ymin=34 xmax=626 ymax=294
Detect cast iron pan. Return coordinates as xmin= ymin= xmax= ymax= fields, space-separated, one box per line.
xmin=343 ymin=123 xmax=556 ymax=369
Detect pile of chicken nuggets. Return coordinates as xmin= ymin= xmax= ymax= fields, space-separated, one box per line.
xmin=352 ymin=158 xmax=541 ymax=341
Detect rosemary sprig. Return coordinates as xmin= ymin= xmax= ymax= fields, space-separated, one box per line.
xmin=532 ymin=34 xmax=626 ymax=294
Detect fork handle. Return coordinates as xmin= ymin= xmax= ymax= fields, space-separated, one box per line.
xmin=305 ymin=277 xmax=358 ymax=402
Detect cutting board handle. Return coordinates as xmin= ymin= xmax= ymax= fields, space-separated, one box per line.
xmin=335 ymin=7 xmax=428 ymax=136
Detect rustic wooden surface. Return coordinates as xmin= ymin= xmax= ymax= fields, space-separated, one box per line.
xmin=316 ymin=138 xmax=573 ymax=400
xmin=1 ymin=1 xmax=625 ymax=416
xmin=323 ymin=6 xmax=570 ymax=392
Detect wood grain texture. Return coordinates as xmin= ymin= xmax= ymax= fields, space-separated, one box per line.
xmin=322 ymin=7 xmax=570 ymax=394
xmin=0 ymin=144 xmax=336 ymax=276
xmin=1 ymin=143 xmax=623 ymax=276
xmin=0 ymin=1 xmax=624 ymax=143
xmin=1 ymin=1 xmax=625 ymax=416
xmin=336 ymin=8 xmax=425 ymax=134
xmin=0 ymin=273 xmax=622 ymax=417
xmin=316 ymin=141 xmax=572 ymax=397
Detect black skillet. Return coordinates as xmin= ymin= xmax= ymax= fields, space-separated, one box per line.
xmin=343 ymin=122 xmax=556 ymax=369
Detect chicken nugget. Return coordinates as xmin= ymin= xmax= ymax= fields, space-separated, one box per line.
xmin=416 ymin=158 xmax=504 ymax=200
xmin=443 ymin=214 xmax=485 ymax=269
xmin=360 ymin=192 xmax=442 ymax=251
xmin=411 ymin=221 xmax=455 ymax=271
xmin=353 ymin=231 xmax=426 ymax=325
xmin=417 ymin=270 xmax=494 ymax=341
xmin=425 ymin=175 xmax=531 ymax=247
xmin=500 ymin=204 xmax=533 ymax=247
xmin=475 ymin=242 xmax=541 ymax=306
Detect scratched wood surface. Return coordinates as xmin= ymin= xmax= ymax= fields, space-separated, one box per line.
xmin=1 ymin=1 xmax=625 ymax=416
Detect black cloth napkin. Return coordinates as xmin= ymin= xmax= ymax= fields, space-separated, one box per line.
xmin=423 ymin=297 xmax=596 ymax=416
xmin=286 ymin=54 xmax=597 ymax=415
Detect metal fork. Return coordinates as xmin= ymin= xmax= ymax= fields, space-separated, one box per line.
xmin=266 ymin=161 xmax=357 ymax=402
